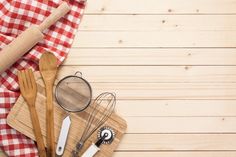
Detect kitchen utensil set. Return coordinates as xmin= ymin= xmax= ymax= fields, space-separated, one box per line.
xmin=5 ymin=1 xmax=118 ymax=156
xmin=18 ymin=53 xmax=116 ymax=157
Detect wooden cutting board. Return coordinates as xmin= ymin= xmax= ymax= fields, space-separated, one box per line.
xmin=7 ymin=68 xmax=127 ymax=157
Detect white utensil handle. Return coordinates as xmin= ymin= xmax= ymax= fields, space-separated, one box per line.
xmin=56 ymin=116 xmax=71 ymax=156
xmin=81 ymin=144 xmax=100 ymax=157
xmin=39 ymin=2 xmax=70 ymax=32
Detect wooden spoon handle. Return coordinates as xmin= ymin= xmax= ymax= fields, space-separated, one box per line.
xmin=38 ymin=2 xmax=70 ymax=32
xmin=46 ymin=85 xmax=55 ymax=157
xmin=29 ymin=106 xmax=47 ymax=157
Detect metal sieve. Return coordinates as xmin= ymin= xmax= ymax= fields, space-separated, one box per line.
xmin=55 ymin=72 xmax=92 ymax=156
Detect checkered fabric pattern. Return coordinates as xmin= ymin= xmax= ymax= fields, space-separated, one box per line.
xmin=0 ymin=0 xmax=85 ymax=156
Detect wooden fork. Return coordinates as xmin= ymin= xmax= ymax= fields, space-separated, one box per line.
xmin=18 ymin=69 xmax=47 ymax=157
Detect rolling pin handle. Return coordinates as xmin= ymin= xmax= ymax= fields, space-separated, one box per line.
xmin=38 ymin=2 xmax=70 ymax=32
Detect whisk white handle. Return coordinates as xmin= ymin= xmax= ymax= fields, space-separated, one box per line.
xmin=56 ymin=116 xmax=71 ymax=156
xmin=81 ymin=143 xmax=100 ymax=157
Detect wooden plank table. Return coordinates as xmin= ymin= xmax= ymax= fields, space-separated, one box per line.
xmin=60 ymin=0 xmax=236 ymax=156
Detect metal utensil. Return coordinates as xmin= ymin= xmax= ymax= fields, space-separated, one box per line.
xmin=72 ymin=92 xmax=116 ymax=157
xmin=55 ymin=72 xmax=92 ymax=156
xmin=81 ymin=126 xmax=115 ymax=157
xmin=18 ymin=69 xmax=47 ymax=157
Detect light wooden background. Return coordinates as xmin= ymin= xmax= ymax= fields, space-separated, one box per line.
xmin=65 ymin=0 xmax=236 ymax=156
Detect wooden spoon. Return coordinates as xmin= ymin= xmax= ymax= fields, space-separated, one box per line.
xmin=39 ymin=52 xmax=58 ymax=157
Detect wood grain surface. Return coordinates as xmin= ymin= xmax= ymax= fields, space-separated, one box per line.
xmin=6 ymin=0 xmax=236 ymax=156
xmin=73 ymin=0 xmax=236 ymax=156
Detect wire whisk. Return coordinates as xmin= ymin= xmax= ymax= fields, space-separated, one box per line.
xmin=72 ymin=92 xmax=116 ymax=157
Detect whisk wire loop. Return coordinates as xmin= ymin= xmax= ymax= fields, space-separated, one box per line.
xmin=72 ymin=92 xmax=116 ymax=156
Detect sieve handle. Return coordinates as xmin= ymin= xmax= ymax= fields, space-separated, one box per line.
xmin=56 ymin=116 xmax=71 ymax=156
xmin=75 ymin=71 xmax=83 ymax=77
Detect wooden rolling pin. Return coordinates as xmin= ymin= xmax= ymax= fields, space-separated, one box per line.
xmin=0 ymin=2 xmax=70 ymax=74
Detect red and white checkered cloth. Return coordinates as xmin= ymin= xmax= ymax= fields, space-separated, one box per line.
xmin=0 ymin=0 xmax=85 ymax=156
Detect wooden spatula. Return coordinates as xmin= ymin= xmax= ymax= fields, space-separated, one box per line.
xmin=39 ymin=52 xmax=58 ymax=157
xmin=18 ymin=69 xmax=47 ymax=157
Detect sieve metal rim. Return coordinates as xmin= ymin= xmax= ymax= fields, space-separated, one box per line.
xmin=55 ymin=75 xmax=92 ymax=112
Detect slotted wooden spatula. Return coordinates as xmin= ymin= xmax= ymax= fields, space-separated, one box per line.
xmin=18 ymin=69 xmax=46 ymax=157
xmin=39 ymin=52 xmax=58 ymax=157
